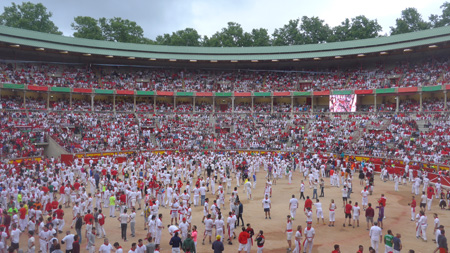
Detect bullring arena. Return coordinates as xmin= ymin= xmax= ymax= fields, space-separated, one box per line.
xmin=1 ymin=25 xmax=450 ymax=253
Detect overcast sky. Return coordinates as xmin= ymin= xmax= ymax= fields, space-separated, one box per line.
xmin=0 ymin=0 xmax=445 ymax=39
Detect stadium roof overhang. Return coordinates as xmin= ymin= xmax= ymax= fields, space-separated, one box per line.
xmin=0 ymin=25 xmax=449 ymax=63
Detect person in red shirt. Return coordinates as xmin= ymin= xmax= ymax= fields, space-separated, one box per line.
xmin=45 ymin=201 xmax=53 ymax=214
xmin=51 ymin=197 xmax=59 ymax=212
xmin=111 ymin=169 xmax=118 ymax=180
xmin=378 ymin=194 xmax=386 ymax=207
xmin=238 ymin=226 xmax=249 ymax=253
xmin=304 ymin=196 xmax=313 ymax=211
xmin=120 ymin=192 xmax=127 ymax=208
xmin=73 ymin=180 xmax=81 ymax=191
xmin=344 ymin=200 xmax=353 ymax=227
xmin=377 ymin=194 xmax=387 ymax=218
xmin=84 ymin=210 xmax=94 ymax=225
xmin=55 ymin=205 xmax=64 ymax=233
xmin=356 ymin=244 xmax=364 ymax=253
xmin=332 ymin=244 xmax=341 ymax=253
xmin=427 ymin=185 xmax=435 ymax=211
xmin=18 ymin=203 xmax=27 ymax=231
xmin=408 ymin=196 xmax=417 ymax=221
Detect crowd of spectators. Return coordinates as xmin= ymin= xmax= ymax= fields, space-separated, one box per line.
xmin=1 ymin=108 xmax=450 ymax=166
xmin=1 ymin=57 xmax=448 ymax=91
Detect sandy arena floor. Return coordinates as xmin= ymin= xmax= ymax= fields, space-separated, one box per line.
xmin=18 ymin=169 xmax=445 ymax=252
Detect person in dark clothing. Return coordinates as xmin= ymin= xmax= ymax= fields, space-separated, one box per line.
xmin=236 ymin=201 xmax=244 ymax=227
xmin=169 ymin=232 xmax=182 ymax=251
xmin=365 ymin=203 xmax=375 ymax=230
xmin=212 ymin=235 xmax=224 ymax=253
xmin=182 ymin=233 xmax=196 ymax=253
xmin=74 ymin=213 xmax=83 ymax=244
xmin=72 ymin=235 xmax=80 ymax=253
xmin=435 ymin=230 xmax=448 ymax=253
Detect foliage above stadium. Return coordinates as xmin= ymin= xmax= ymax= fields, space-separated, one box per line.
xmin=1 ymin=24 xmax=450 ymax=62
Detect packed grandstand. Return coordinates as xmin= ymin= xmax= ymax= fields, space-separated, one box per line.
xmin=0 ymin=25 xmax=450 ymax=170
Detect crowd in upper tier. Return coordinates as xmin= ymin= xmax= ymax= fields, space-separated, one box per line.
xmin=0 ymin=57 xmax=448 ymax=91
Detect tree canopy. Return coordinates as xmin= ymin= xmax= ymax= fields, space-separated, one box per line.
xmin=390 ymin=8 xmax=431 ymax=35
xmin=1 ymin=1 xmax=450 ymax=47
xmin=0 ymin=2 xmax=61 ymax=35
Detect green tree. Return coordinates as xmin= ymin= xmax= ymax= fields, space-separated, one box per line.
xmin=300 ymin=16 xmax=331 ymax=44
xmin=98 ymin=17 xmax=146 ymax=43
xmin=71 ymin=16 xmax=104 ymax=40
xmin=0 ymin=2 xmax=61 ymax=34
xmin=330 ymin=15 xmax=382 ymax=42
xmin=203 ymin=22 xmax=250 ymax=47
xmin=430 ymin=2 xmax=450 ymax=27
xmin=249 ymin=28 xmax=271 ymax=46
xmin=390 ymin=7 xmax=431 ymax=35
xmin=272 ymin=19 xmax=304 ymax=46
xmin=156 ymin=28 xmax=201 ymax=46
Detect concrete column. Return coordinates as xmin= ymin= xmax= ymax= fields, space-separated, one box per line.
xmin=70 ymin=93 xmax=72 ymax=108
xmin=193 ymin=97 xmax=196 ymax=113
xmin=291 ymin=96 xmax=294 ymax=114
xmin=271 ymin=96 xmax=273 ymax=113
xmin=47 ymin=92 xmax=50 ymax=110
xmin=232 ymin=97 xmax=235 ymax=113
xmin=23 ymin=90 xmax=26 ymax=109
xmin=133 ymin=95 xmax=136 ymax=112
xmin=311 ymin=95 xmax=314 ymax=113
xmin=395 ymin=96 xmax=399 ymax=113
xmin=374 ymin=94 xmax=377 ymax=113
xmin=251 ymin=96 xmax=254 ymax=113
xmin=113 ymin=95 xmax=116 ymax=112
xmin=419 ymin=92 xmax=423 ymax=112
xmin=444 ymin=91 xmax=447 ymax=111
xmin=174 ymin=96 xmax=176 ymax=111
xmin=213 ymin=98 xmax=215 ymax=113
xmin=91 ymin=94 xmax=94 ymax=112
xmin=154 ymin=96 xmax=156 ymax=113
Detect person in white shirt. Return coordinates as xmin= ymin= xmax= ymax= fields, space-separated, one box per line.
xmin=285 ymin=215 xmax=293 ymax=251
xmin=129 ymin=207 xmax=136 ymax=238
xmin=292 ymin=225 xmax=302 ymax=253
xmin=168 ymin=224 xmax=180 ymax=236
xmin=114 ymin=241 xmax=124 ymax=253
xmin=202 ymin=214 xmax=214 ymax=245
xmin=352 ymin=202 xmax=361 ymax=228
xmin=155 ymin=214 xmax=164 ymax=245
xmin=99 ymin=238 xmax=114 ymax=253
xmin=303 ymin=223 xmax=315 ymax=253
xmin=244 ymin=179 xmax=252 ymax=200
xmin=418 ymin=211 xmax=428 ymax=242
xmin=136 ymin=239 xmax=147 ymax=253
xmin=179 ymin=218 xmax=189 ymax=242
xmin=215 ymin=214 xmax=225 ymax=242
xmin=369 ymin=222 xmax=382 ymax=252
xmin=433 ymin=213 xmax=440 ymax=243
xmin=361 ymin=187 xmax=369 ymax=210
xmin=328 ymin=199 xmax=337 ymax=227
xmin=118 ymin=209 xmax=129 ymax=241
xmin=262 ymin=195 xmax=271 ymax=219
xmin=27 ymin=231 xmax=35 ymax=253
xmin=314 ymin=199 xmax=324 ymax=224
xmin=227 ymin=211 xmax=237 ymax=245
xmin=61 ymin=231 xmax=75 ymax=251
xmin=289 ymin=195 xmax=299 ymax=219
